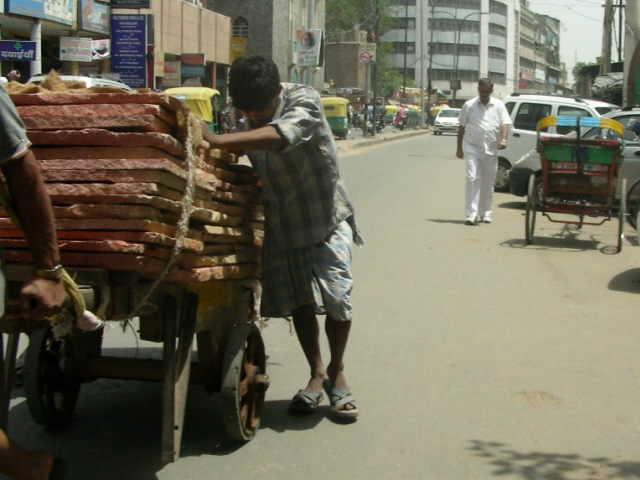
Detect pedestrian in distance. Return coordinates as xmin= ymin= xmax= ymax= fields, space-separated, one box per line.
xmin=199 ymin=55 xmax=364 ymax=420
xmin=0 ymin=82 xmax=67 ymax=478
xmin=456 ymin=78 xmax=512 ymax=225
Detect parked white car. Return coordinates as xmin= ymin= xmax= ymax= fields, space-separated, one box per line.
xmin=27 ymin=74 xmax=136 ymax=93
xmin=494 ymin=93 xmax=619 ymax=192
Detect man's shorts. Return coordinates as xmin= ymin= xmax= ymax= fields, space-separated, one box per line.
xmin=260 ymin=220 xmax=354 ymax=321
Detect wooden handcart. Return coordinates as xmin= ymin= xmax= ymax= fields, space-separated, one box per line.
xmin=525 ymin=115 xmax=626 ymax=252
xmin=0 ymin=266 xmax=269 ymax=463
xmin=0 ymin=85 xmax=269 ymax=463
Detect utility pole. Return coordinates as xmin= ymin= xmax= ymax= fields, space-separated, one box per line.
xmin=402 ymin=0 xmax=409 ymax=97
xmin=427 ymin=0 xmax=434 ymax=126
xmin=600 ymin=0 xmax=613 ymax=74
xmin=612 ymin=0 xmax=625 ymax=63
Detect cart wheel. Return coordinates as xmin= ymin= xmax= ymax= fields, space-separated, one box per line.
xmin=525 ymin=174 xmax=537 ymax=244
xmin=626 ymin=178 xmax=640 ymax=230
xmin=221 ymin=323 xmax=269 ymax=442
xmin=617 ymin=178 xmax=627 ymax=253
xmin=23 ymin=327 xmax=80 ymax=427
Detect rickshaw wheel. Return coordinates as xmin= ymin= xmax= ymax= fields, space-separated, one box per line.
xmin=525 ymin=174 xmax=537 ymax=245
xmin=617 ymin=178 xmax=627 ymax=253
xmin=221 ymin=323 xmax=268 ymax=441
xmin=625 ymin=178 xmax=640 ymax=230
xmin=23 ymin=327 xmax=80 ymax=427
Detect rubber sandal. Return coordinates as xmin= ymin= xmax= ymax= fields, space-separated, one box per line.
xmin=323 ymin=380 xmax=359 ymax=418
xmin=288 ymin=389 xmax=324 ymax=414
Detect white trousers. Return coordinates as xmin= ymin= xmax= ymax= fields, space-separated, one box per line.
xmin=465 ymin=151 xmax=498 ymax=219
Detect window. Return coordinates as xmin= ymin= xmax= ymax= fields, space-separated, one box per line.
xmin=432 ymin=0 xmax=480 ymax=8
xmin=390 ymin=18 xmax=416 ymax=30
xmin=233 ymin=17 xmax=248 ymax=38
xmin=488 ymin=47 xmax=505 ymax=60
xmin=392 ymin=42 xmax=415 ymax=54
xmin=489 ymin=23 xmax=506 ymax=37
xmin=513 ymin=102 xmax=552 ymax=131
xmin=556 ymin=106 xmax=594 ymax=135
xmin=489 ymin=0 xmax=507 ymax=16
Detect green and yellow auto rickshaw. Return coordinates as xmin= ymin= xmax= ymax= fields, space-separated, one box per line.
xmin=321 ymin=96 xmax=350 ymax=140
xmin=164 ymin=86 xmax=222 ymax=133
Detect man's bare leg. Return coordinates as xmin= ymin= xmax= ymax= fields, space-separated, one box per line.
xmin=292 ymin=305 xmax=327 ymax=392
xmin=325 ymin=316 xmax=351 ymax=390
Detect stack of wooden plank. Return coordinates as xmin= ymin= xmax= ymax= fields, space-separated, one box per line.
xmin=1 ymin=91 xmax=263 ymax=284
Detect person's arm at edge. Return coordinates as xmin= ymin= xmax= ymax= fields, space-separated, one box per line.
xmin=1 ymin=150 xmax=66 ymax=318
xmin=456 ymin=125 xmax=465 ymax=159
xmin=201 ymin=122 xmax=287 ymax=152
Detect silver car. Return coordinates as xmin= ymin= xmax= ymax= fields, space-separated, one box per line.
xmin=508 ymin=106 xmax=640 ymax=225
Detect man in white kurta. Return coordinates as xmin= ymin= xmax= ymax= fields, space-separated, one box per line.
xmin=456 ymin=78 xmax=512 ymax=225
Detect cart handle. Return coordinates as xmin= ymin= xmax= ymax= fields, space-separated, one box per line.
xmin=536 ymin=115 xmax=624 ymax=137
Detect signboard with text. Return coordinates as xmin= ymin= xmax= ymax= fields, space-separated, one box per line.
xmin=0 ymin=40 xmax=37 ymax=61
xmin=110 ymin=14 xmax=147 ymax=88
xmin=60 ymin=37 xmax=93 ymax=62
xmin=296 ymin=29 xmax=323 ymax=67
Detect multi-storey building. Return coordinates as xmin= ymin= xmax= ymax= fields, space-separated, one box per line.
xmin=381 ymin=0 xmax=568 ymax=106
xmin=206 ymin=0 xmax=325 ymax=90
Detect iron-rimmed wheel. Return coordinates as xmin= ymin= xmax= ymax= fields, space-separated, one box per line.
xmin=617 ymin=178 xmax=627 ymax=253
xmin=221 ymin=323 xmax=269 ymax=441
xmin=525 ymin=174 xmax=537 ymax=245
xmin=23 ymin=327 xmax=80 ymax=427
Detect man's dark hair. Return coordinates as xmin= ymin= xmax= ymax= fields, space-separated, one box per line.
xmin=228 ymin=55 xmax=281 ymax=112
xmin=478 ymin=77 xmax=494 ymax=89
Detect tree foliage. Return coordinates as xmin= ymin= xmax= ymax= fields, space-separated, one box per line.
xmin=326 ymin=0 xmax=403 ymax=98
xmin=325 ymin=0 xmax=392 ymax=41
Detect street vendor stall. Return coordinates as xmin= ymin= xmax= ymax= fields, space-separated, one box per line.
xmin=0 ymin=80 xmax=268 ymax=463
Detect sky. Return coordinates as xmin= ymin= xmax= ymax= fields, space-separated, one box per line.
xmin=528 ymin=0 xmax=619 ymax=83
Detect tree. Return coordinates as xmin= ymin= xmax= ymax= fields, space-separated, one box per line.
xmin=325 ymin=0 xmax=392 ymax=41
xmin=326 ymin=0 xmax=403 ymax=98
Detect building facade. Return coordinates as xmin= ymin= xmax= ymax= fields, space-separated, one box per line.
xmin=207 ymin=0 xmax=325 ymax=90
xmin=381 ymin=0 xmax=568 ymax=106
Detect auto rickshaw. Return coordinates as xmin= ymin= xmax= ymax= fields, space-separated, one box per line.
xmin=321 ymin=96 xmax=350 ymax=140
xmin=164 ymin=87 xmax=222 ymax=133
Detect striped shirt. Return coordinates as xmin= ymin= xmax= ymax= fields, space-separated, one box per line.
xmin=244 ymin=83 xmax=363 ymax=249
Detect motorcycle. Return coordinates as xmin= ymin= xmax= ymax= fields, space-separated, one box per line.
xmin=393 ymin=108 xmax=407 ymax=131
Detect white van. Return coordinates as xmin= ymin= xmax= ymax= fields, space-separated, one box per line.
xmin=495 ymin=93 xmax=618 ymax=191
xmin=27 ymin=74 xmax=136 ymax=93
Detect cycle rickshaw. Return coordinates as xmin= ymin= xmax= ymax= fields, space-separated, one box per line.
xmin=525 ymin=115 xmax=626 ymax=252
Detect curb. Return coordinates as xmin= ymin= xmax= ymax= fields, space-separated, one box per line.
xmin=345 ymin=128 xmax=431 ymax=149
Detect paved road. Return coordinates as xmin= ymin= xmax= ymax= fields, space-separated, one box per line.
xmin=6 ymin=132 xmax=640 ymax=480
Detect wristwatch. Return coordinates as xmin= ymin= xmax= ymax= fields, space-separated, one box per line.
xmin=35 ymin=264 xmax=64 ymax=280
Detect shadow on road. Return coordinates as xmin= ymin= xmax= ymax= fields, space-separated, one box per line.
xmin=469 ymin=439 xmax=640 ymax=479
xmin=608 ymin=268 xmax=640 ymax=294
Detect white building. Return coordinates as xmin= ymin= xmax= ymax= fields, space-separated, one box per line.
xmin=382 ymin=0 xmax=566 ymax=106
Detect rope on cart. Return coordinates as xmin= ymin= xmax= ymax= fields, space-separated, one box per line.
xmin=123 ymin=106 xmax=198 ymax=321
xmin=0 ymin=183 xmax=104 ymax=337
